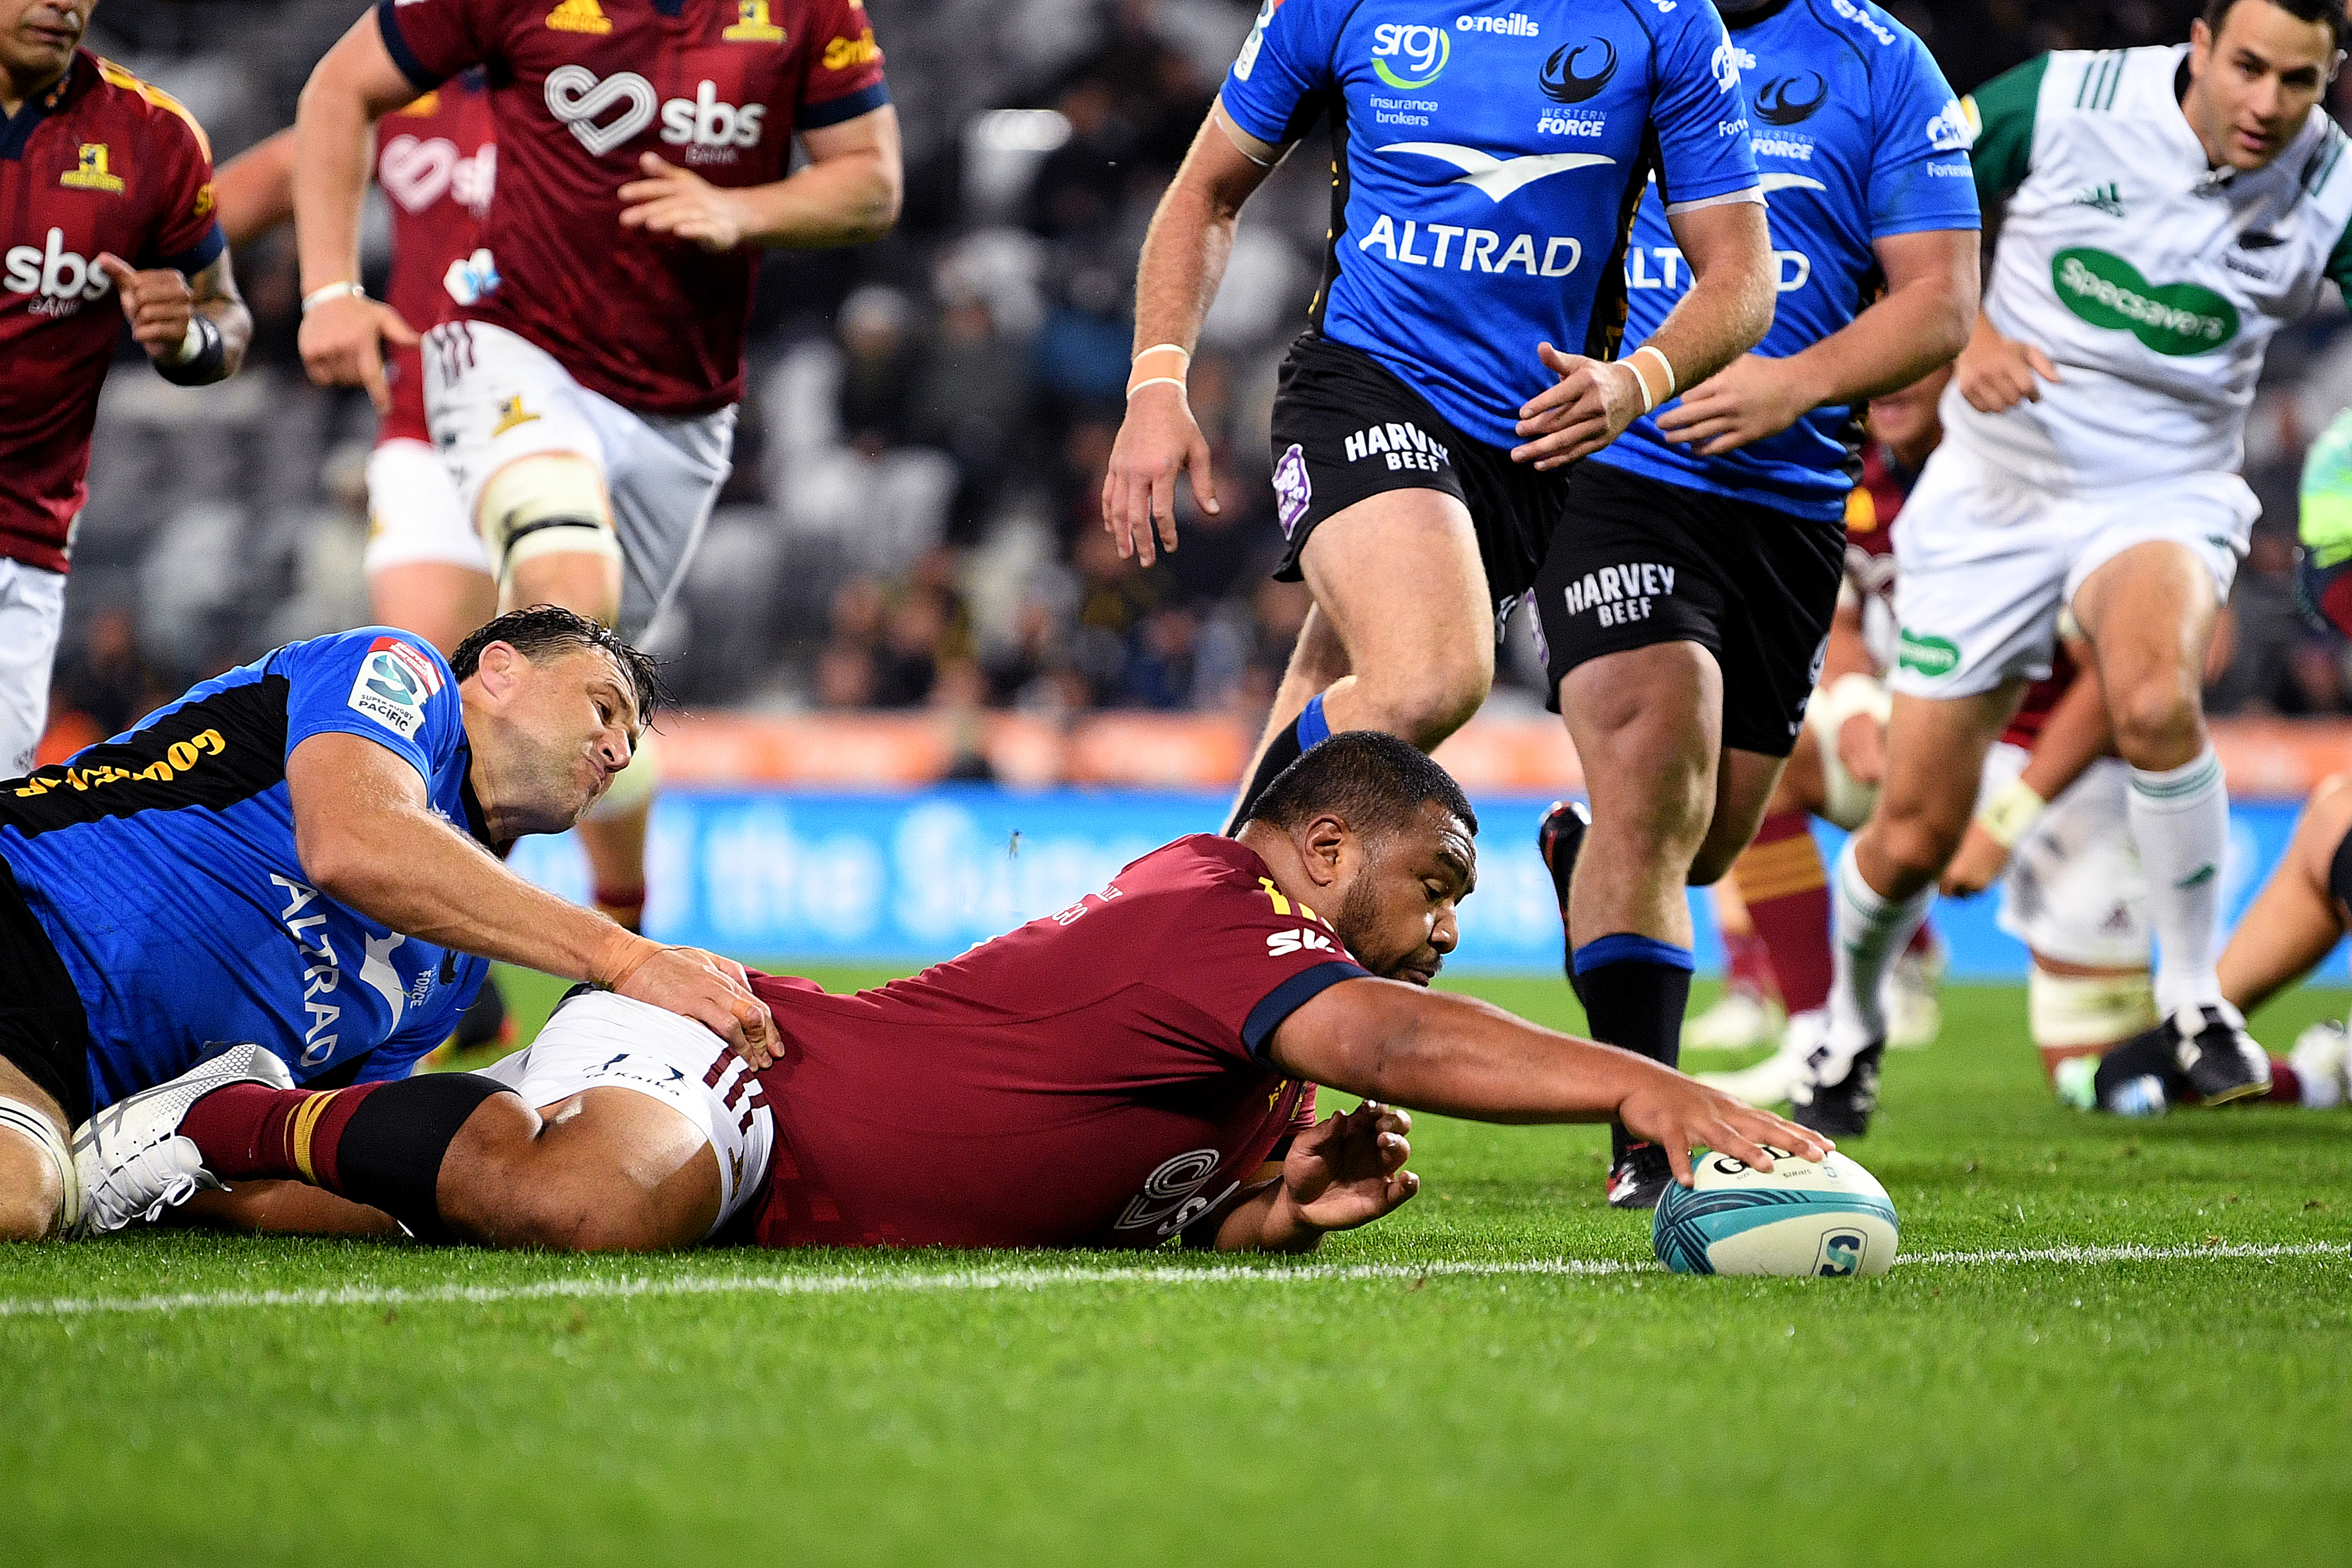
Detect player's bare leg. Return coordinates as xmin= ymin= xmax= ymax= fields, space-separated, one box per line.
xmin=2029 ymin=954 xmax=2156 ymax=1080
xmin=2218 ymin=775 xmax=2352 ymax=1015
xmin=1229 ymin=605 xmax=1352 ymax=827
xmin=1804 ymin=684 xmax=2019 ymax=1133
xmin=1226 ymin=489 xmax=1493 ymax=829
xmin=369 ymin=561 xmax=497 ymax=659
xmin=0 ymin=1059 xmax=71 ymax=1242
xmin=1692 ymin=746 xmax=1791 ymax=886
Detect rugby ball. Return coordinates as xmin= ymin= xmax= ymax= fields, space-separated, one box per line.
xmin=1652 ymin=1147 xmax=1898 ymax=1277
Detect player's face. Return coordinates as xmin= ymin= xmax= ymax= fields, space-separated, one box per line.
xmin=0 ymin=0 xmax=93 ymax=85
xmin=1866 ymin=364 xmax=1952 ymax=456
xmin=2188 ymin=4 xmax=2340 ymax=171
xmin=1332 ymin=803 xmax=1475 ymax=987
xmin=475 ymin=645 xmax=642 ymax=836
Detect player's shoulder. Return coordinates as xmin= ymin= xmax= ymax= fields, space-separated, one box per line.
xmin=83 ymin=53 xmax=214 ymax=163
xmin=1109 ymin=834 xmax=1266 ymax=897
xmin=275 ymin=628 xmax=457 ymax=702
xmin=2034 ymin=43 xmax=2185 ymax=121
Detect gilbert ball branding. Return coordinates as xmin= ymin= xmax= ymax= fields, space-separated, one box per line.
xmin=1654 ymin=1147 xmax=1899 ymax=1277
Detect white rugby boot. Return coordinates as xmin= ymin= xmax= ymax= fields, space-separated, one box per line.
xmin=72 ymin=1044 xmax=293 ymax=1237
xmin=1698 ymin=1007 xmax=1827 ymax=1108
xmin=1682 ymin=986 xmax=1784 ymax=1053
xmin=1885 ymin=938 xmax=1945 ymax=1050
xmin=2288 ymin=1019 xmax=2349 ymax=1110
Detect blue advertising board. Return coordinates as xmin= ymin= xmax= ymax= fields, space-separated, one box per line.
xmin=509 ymin=789 xmax=2344 ymax=979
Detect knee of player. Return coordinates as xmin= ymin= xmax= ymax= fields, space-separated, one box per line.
xmin=0 ymin=1170 xmax=64 ymax=1243
xmin=476 ymin=454 xmax=620 ymax=612
xmin=2105 ymin=680 xmax=2204 ymax=763
xmin=2293 ymin=775 xmax=2352 ymax=879
xmin=1359 ymin=660 xmax=1489 ymax=749
xmin=1874 ymin=810 xmax=1965 ymax=883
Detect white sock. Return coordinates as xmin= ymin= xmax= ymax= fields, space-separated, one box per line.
xmin=2127 ymin=745 xmax=2228 ymax=1017
xmin=1826 ymin=839 xmax=1936 ymax=1056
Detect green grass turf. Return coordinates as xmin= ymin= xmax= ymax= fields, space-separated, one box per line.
xmin=5 ymin=973 xmax=2349 ymax=1568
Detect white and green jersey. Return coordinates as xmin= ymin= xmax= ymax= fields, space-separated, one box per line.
xmin=1949 ymin=44 xmax=2352 ymax=493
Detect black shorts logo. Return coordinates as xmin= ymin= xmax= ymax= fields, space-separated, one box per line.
xmin=1342 ymin=420 xmax=1449 ymax=473
xmin=1562 ymin=561 xmax=1675 ymax=629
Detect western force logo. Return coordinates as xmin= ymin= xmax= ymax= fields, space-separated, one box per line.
xmin=1540 ymin=39 xmax=1615 ymax=104
xmin=1754 ymin=73 xmax=1826 ymax=126
xmin=1344 ymin=420 xmax=1449 ymax=472
xmin=2052 ymin=248 xmax=2239 ymax=355
xmin=1378 ymin=142 xmax=1612 ymax=201
xmin=61 ymin=142 xmax=125 ymax=193
xmin=4 ymin=228 xmax=114 ymax=315
xmin=1925 ymin=97 xmax=1972 ymax=152
xmin=346 ymin=636 xmax=442 ymax=743
xmin=1373 ymin=23 xmax=1450 ymax=88
xmin=544 ymin=68 xmax=767 ymax=159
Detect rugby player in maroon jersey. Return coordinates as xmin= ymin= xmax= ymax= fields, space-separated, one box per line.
xmin=79 ymin=734 xmax=1829 ymax=1250
xmin=215 ymin=70 xmax=498 ymax=657
xmin=0 ymin=0 xmax=251 ymax=776
xmin=288 ymin=0 xmax=902 ymax=937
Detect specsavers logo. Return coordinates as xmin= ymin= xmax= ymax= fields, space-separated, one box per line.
xmin=1373 ymin=23 xmax=1451 ymax=88
xmin=2052 ymin=248 xmax=2239 ymax=355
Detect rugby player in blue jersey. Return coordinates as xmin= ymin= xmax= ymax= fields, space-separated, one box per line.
xmin=1534 ymin=0 xmax=1979 ymax=1199
xmin=0 ymin=605 xmax=772 ymax=1241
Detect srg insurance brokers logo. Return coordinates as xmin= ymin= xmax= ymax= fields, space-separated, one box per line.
xmin=1372 ymin=22 xmax=1451 ymax=88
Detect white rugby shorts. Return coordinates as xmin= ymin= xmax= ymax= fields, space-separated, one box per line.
xmin=475 ymin=990 xmax=774 ymax=1238
xmin=422 ymin=319 xmax=735 ymax=639
xmin=1888 ymin=442 xmax=2255 ymax=700
xmin=1981 ymin=741 xmax=2150 ymax=970
xmin=364 ymin=438 xmax=491 ymax=576
xmin=0 ymin=556 xmax=67 ymax=778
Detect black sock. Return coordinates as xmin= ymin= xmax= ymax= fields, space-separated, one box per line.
xmin=1225 ymin=692 xmax=1332 ymax=834
xmin=1575 ymin=936 xmax=1694 ymax=1164
xmin=2093 ymin=1028 xmax=2193 ymax=1109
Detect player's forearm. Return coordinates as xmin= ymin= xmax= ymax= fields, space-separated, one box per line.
xmin=1820 ymin=602 xmax=1874 ymax=686
xmin=1131 ymin=176 xmax=1241 ymax=358
xmin=2018 ymin=665 xmax=2114 ymax=801
xmin=733 ymin=153 xmax=901 ymax=248
xmin=1778 ymin=271 xmax=1976 ymax=412
xmin=291 ymin=78 xmax=380 ymax=294
xmin=1644 ymin=202 xmax=1774 ymax=392
xmin=1203 ymin=1179 xmax=1324 ymax=1253
xmin=191 ymin=258 xmax=252 ymax=381
xmin=214 ymin=128 xmax=297 ymax=250
xmin=1274 ymin=981 xmax=1676 ymax=1125
xmin=302 ymin=801 xmax=649 ymax=986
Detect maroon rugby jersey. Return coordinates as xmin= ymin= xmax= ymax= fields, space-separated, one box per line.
xmin=377 ymin=0 xmax=889 ymax=416
xmin=745 ymin=836 xmax=1369 ymax=1250
xmin=374 ymin=76 xmax=495 ymax=446
xmin=1 ymin=52 xmax=222 ymax=573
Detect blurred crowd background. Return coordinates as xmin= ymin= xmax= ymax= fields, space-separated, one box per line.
xmin=50 ymin=0 xmax=2352 ymax=750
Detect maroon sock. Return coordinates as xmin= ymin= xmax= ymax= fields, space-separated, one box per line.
xmin=1905 ymin=919 xmax=1941 ymax=961
xmin=180 ymin=1082 xmax=387 ymax=1189
xmin=1732 ymin=811 xmax=1833 ymax=1015
xmin=1722 ymin=929 xmax=1781 ymax=1004
xmin=2262 ymin=1058 xmax=2302 ymax=1106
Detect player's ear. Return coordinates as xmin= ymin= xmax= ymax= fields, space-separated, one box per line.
xmin=1299 ymin=812 xmax=1349 ymax=888
xmin=471 ymin=640 xmax=524 ymax=701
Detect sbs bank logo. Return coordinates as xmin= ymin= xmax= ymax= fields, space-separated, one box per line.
xmin=1372 ymin=23 xmax=1450 ymax=88
xmin=3 ymin=228 xmax=113 ymax=314
xmin=545 ymin=66 xmax=768 ymax=158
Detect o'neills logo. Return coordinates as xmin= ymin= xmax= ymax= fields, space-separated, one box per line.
xmin=2052 ymin=248 xmax=2239 ymax=355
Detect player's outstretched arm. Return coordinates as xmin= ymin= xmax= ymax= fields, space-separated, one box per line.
xmin=213 ymin=128 xmax=297 ymax=250
xmin=1197 ymin=1102 xmax=1420 ymax=1253
xmin=618 ymin=106 xmax=902 ymax=254
xmin=1658 ymin=228 xmax=1979 ymax=456
xmin=293 ymin=9 xmax=424 ymax=414
xmin=1511 ymin=198 xmax=1775 ymax=471
xmin=1265 ymin=978 xmax=1827 ymax=1184
xmin=285 ymin=732 xmax=774 ymax=1059
xmin=1102 ymin=99 xmax=1284 ymax=567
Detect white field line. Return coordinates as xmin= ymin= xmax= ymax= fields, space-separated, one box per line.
xmin=1 ymin=1240 xmax=2343 ymax=1322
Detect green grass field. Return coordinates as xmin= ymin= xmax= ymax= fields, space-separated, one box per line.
xmin=5 ymin=973 xmax=2349 ymax=1567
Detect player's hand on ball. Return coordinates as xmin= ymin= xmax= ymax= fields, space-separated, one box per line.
xmin=1941 ymin=820 xmax=2012 ymax=898
xmin=96 ymin=255 xmax=196 ymax=361
xmin=602 ymin=937 xmax=778 ymax=1067
xmin=1618 ymin=1075 xmax=1828 ymax=1186
xmin=619 ymin=154 xmax=746 ymax=253
xmin=1102 ymin=384 xmax=1217 ymax=567
xmin=1513 ymin=342 xmax=1644 ymax=470
xmin=296 ymin=293 xmax=419 ymax=415
xmin=1272 ymin=1101 xmax=1418 ymax=1237
xmin=1654 ymin=352 xmax=1818 ymax=456
xmin=1957 ymin=326 xmax=2060 ymax=414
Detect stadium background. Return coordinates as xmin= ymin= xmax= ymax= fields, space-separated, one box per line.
xmin=52 ymin=0 xmax=2352 ymax=975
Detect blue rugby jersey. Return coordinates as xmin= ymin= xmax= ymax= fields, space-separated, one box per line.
xmin=0 ymin=629 xmax=490 ymax=1111
xmin=1222 ymin=0 xmax=1759 ymax=449
xmin=1591 ymin=0 xmax=1978 ymax=520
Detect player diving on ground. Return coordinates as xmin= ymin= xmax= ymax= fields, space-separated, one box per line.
xmin=75 ymin=734 xmax=1829 ymax=1252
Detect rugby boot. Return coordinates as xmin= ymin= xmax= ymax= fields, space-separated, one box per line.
xmin=2169 ymin=1003 xmax=2270 ymax=1105
xmin=1604 ymin=1141 xmax=1676 ymax=1210
xmin=2288 ymin=1019 xmax=2349 ymax=1109
xmin=73 ymin=1044 xmax=293 ymax=1236
xmin=1792 ymin=1038 xmax=1885 ymax=1139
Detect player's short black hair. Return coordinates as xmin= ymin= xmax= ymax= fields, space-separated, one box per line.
xmin=2203 ymin=0 xmax=2347 ymax=50
xmin=449 ymin=605 xmax=667 ymax=724
xmin=1242 ymin=730 xmax=1478 ymax=843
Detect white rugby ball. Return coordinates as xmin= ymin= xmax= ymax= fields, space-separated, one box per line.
xmin=1652 ymin=1147 xmax=1898 ymax=1277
